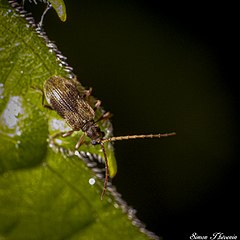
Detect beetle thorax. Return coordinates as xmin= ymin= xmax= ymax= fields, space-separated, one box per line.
xmin=82 ymin=121 xmax=105 ymax=145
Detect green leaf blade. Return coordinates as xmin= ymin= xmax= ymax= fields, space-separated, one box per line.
xmin=0 ymin=1 xmax=158 ymax=239
xmin=48 ymin=0 xmax=67 ymax=22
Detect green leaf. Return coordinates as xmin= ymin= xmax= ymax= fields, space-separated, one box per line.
xmin=48 ymin=0 xmax=67 ymax=22
xmin=0 ymin=0 xmax=158 ymax=239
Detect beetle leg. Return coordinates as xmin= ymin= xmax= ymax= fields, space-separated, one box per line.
xmin=43 ymin=104 xmax=53 ymax=110
xmin=62 ymin=130 xmax=75 ymax=138
xmin=94 ymin=100 xmax=101 ymax=111
xmin=31 ymin=86 xmax=53 ymax=110
xmin=82 ymin=87 xmax=92 ymax=98
xmin=50 ymin=130 xmax=74 ymax=140
xmin=75 ymin=133 xmax=86 ymax=149
xmin=49 ymin=130 xmax=75 ymax=146
xmin=95 ymin=111 xmax=111 ymax=123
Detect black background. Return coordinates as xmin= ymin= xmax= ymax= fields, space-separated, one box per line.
xmin=25 ymin=1 xmax=239 ymax=239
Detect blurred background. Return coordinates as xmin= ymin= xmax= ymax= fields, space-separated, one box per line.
xmin=25 ymin=0 xmax=239 ymax=239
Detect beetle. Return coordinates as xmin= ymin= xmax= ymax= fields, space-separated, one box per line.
xmin=42 ymin=76 xmax=176 ymax=199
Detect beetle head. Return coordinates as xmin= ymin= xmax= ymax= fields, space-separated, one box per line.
xmin=85 ymin=123 xmax=105 ymax=145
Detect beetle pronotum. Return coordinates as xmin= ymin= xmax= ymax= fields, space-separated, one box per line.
xmin=42 ymin=76 xmax=176 ymax=199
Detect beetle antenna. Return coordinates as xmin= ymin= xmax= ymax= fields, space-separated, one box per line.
xmin=99 ymin=132 xmax=176 ymax=199
xmin=102 ymin=132 xmax=176 ymax=144
xmin=100 ymin=142 xmax=109 ymax=200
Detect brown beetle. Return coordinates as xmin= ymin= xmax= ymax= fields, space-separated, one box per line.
xmin=43 ymin=76 xmax=176 ymax=199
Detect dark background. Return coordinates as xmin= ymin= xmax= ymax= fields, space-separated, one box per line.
xmin=25 ymin=1 xmax=239 ymax=239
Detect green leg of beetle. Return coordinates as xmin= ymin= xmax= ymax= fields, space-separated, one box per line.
xmin=31 ymin=86 xmax=53 ymax=110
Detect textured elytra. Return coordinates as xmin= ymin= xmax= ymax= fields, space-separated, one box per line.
xmin=44 ymin=76 xmax=95 ymax=130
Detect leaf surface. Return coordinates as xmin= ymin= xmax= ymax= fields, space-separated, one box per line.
xmin=0 ymin=1 xmax=158 ymax=239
